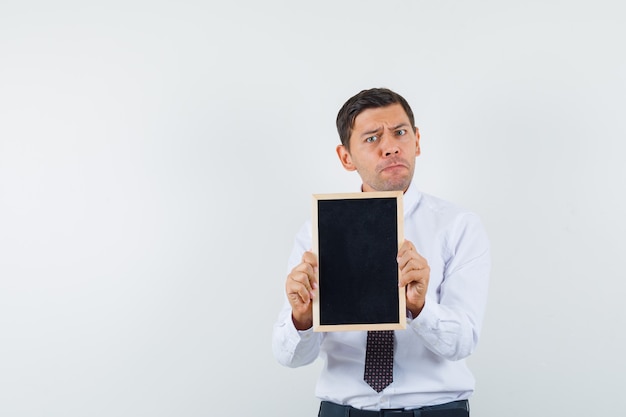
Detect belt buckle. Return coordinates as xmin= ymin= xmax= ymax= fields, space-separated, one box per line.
xmin=380 ymin=409 xmax=412 ymax=417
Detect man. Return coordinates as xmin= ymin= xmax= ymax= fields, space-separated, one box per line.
xmin=272 ymin=88 xmax=490 ymax=417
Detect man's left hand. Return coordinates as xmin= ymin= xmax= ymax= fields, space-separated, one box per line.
xmin=397 ymin=240 xmax=430 ymax=317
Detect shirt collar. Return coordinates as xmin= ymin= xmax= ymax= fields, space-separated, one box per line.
xmin=402 ymin=180 xmax=422 ymax=217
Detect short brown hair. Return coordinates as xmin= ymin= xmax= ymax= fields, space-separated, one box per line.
xmin=336 ymin=88 xmax=416 ymax=150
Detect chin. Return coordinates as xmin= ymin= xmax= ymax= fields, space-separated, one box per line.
xmin=374 ymin=183 xmax=409 ymax=193
xmin=364 ymin=175 xmax=411 ymax=192
xmin=383 ymin=179 xmax=411 ymax=192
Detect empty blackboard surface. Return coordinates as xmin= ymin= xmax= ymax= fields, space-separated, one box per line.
xmin=312 ymin=191 xmax=406 ymax=332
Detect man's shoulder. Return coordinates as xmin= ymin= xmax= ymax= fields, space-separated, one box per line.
xmin=415 ymin=193 xmax=489 ymax=250
xmin=414 ymin=191 xmax=486 ymax=233
xmin=418 ymin=192 xmax=473 ymax=217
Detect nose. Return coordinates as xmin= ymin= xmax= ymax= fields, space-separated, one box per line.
xmin=382 ymin=136 xmax=400 ymax=157
xmin=384 ymin=147 xmax=399 ymax=157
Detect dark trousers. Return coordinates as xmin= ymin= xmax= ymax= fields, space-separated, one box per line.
xmin=318 ymin=400 xmax=469 ymax=417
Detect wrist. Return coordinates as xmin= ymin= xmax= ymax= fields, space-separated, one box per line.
xmin=408 ymin=300 xmax=425 ymax=318
xmin=292 ymin=313 xmax=312 ymax=331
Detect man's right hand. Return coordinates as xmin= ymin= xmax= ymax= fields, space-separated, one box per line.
xmin=285 ymin=251 xmax=318 ymax=330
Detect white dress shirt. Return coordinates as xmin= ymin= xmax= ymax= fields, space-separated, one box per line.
xmin=272 ymin=182 xmax=491 ymax=410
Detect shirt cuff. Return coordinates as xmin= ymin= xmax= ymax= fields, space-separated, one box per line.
xmin=408 ymin=296 xmax=439 ymax=331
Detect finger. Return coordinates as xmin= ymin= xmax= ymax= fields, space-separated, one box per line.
xmin=396 ymin=240 xmax=424 ymax=267
xmin=405 ymin=281 xmax=427 ymax=314
xmin=300 ymin=251 xmax=319 ymax=289
xmin=288 ymin=269 xmax=314 ymax=297
xmin=398 ymin=262 xmax=430 ymax=287
xmin=301 ymin=252 xmax=319 ymax=286
xmin=399 ymin=269 xmax=424 ymax=287
xmin=398 ymin=239 xmax=414 ymax=253
xmin=406 ymin=277 xmax=427 ymax=294
xmin=396 ymin=240 xmax=413 ymax=261
xmin=401 ymin=258 xmax=424 ymax=273
xmin=397 ymin=250 xmax=425 ymax=272
xmin=292 ymin=283 xmax=313 ymax=305
xmin=287 ymin=283 xmax=311 ymax=309
xmin=302 ymin=251 xmax=318 ymax=268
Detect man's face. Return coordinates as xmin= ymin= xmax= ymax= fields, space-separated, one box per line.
xmin=336 ymin=103 xmax=420 ymax=192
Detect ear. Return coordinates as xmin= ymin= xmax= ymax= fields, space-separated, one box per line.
xmin=336 ymin=144 xmax=357 ymax=171
xmin=414 ymin=127 xmax=421 ymax=157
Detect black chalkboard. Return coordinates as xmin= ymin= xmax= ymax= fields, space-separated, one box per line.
xmin=312 ymin=191 xmax=406 ymax=332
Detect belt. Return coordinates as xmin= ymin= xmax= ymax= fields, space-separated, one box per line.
xmin=319 ymin=400 xmax=469 ymax=417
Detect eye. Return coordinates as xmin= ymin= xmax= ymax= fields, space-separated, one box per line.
xmin=397 ymin=129 xmax=407 ymax=136
xmin=365 ymin=135 xmax=378 ymax=143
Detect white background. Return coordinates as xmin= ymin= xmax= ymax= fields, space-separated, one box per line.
xmin=1 ymin=1 xmax=625 ymax=416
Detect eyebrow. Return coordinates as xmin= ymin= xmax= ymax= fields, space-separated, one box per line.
xmin=360 ymin=123 xmax=410 ymax=137
xmin=391 ymin=123 xmax=410 ymax=130
xmin=360 ymin=127 xmax=382 ymax=137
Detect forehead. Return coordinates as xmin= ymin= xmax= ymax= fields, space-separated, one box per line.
xmin=352 ymin=104 xmax=411 ymax=133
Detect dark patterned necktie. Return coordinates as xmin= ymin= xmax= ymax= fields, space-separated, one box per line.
xmin=363 ymin=330 xmax=394 ymax=392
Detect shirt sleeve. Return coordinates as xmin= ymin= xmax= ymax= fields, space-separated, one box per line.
xmin=409 ymin=212 xmax=491 ymax=361
xmin=272 ymin=301 xmax=322 ymax=367
xmin=272 ymin=221 xmax=323 ymax=367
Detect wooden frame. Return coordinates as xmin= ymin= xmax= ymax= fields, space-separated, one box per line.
xmin=312 ymin=191 xmax=406 ymax=332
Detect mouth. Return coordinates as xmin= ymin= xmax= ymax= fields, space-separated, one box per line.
xmin=378 ymin=159 xmax=409 ymax=173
